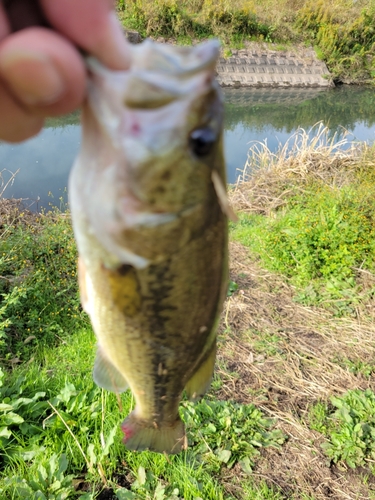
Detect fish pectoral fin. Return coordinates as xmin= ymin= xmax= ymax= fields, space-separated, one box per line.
xmin=211 ymin=170 xmax=238 ymax=222
xmin=185 ymin=342 xmax=216 ymax=401
xmin=121 ymin=412 xmax=187 ymax=454
xmin=78 ymin=257 xmax=90 ymax=313
xmin=93 ymin=347 xmax=129 ymax=393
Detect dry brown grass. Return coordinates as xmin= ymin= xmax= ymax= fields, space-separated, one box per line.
xmin=0 ymin=198 xmax=38 ymax=233
xmin=121 ymin=0 xmax=370 ymax=46
xmin=217 ymin=127 xmax=375 ymax=498
xmin=231 ymin=122 xmax=375 ymax=216
xmin=0 ymin=169 xmax=67 ymax=232
xmin=216 ymin=241 xmax=375 ymax=499
xmin=252 ymin=0 xmax=370 ymax=27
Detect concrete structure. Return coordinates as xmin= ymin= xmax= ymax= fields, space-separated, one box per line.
xmin=216 ymin=49 xmax=333 ymax=88
xmin=125 ymin=31 xmax=333 ymax=88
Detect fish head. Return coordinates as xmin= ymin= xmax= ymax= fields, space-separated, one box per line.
xmin=76 ymin=40 xmax=224 ymax=229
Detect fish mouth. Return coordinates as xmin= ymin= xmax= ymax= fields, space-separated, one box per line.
xmin=85 ymin=38 xmax=220 ymax=112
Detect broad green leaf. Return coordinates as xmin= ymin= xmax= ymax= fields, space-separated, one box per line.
xmin=87 ymin=443 xmax=97 ymax=466
xmin=137 ymin=466 xmax=146 ymax=486
xmin=3 ymin=411 xmax=24 ymax=425
xmin=57 ymin=453 xmax=68 ymax=477
xmin=34 ymin=492 xmax=47 ymax=500
xmin=49 ymin=453 xmax=58 ymax=478
xmin=29 ymin=480 xmax=42 ymax=491
xmin=239 ymin=456 xmax=253 ymax=475
xmin=59 ymin=383 xmax=77 ymax=403
xmin=0 ymin=403 xmax=14 ymax=411
xmin=217 ymin=449 xmax=231 ymax=463
xmin=0 ymin=426 xmax=11 ymax=438
xmin=116 ymin=489 xmax=137 ymax=499
xmin=37 ymin=464 xmax=48 ymax=486
xmin=50 ymin=480 xmax=62 ymax=492
xmin=154 ymin=482 xmax=165 ymax=500
xmin=102 ymin=425 xmax=117 ymax=456
xmin=20 ymin=449 xmax=39 ymax=461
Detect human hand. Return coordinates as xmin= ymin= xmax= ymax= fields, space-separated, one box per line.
xmin=0 ymin=0 xmax=130 ymax=142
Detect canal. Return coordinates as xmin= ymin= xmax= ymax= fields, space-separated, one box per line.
xmin=1 ymin=85 xmax=374 ymax=210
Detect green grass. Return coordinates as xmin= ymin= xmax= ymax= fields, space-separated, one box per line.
xmin=117 ymin=0 xmax=375 ymax=82
xmin=0 ymin=206 xmax=285 ymax=499
xmin=308 ymin=390 xmax=375 ymax=470
xmin=118 ymin=0 xmax=274 ymax=45
xmin=242 ymin=330 xmax=284 ymax=358
xmin=2 ymin=130 xmax=375 ymax=497
xmin=0 ymin=208 xmax=85 ymax=362
xmin=296 ymin=0 xmax=375 ymax=82
xmin=230 ymin=177 xmax=375 ymax=316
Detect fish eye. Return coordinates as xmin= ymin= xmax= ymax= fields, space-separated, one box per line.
xmin=189 ymin=128 xmax=216 ymax=157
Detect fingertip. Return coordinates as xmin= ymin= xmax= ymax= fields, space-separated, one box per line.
xmin=3 ymin=118 xmax=44 ymax=143
xmin=0 ymin=81 xmax=44 ymax=142
xmin=0 ymin=27 xmax=86 ymax=116
xmin=0 ymin=48 xmax=66 ymax=106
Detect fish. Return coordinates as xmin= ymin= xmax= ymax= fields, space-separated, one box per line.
xmin=69 ymin=38 xmax=231 ymax=454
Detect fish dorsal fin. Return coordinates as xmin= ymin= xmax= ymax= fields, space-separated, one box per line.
xmin=93 ymin=346 xmax=129 ymax=393
xmin=211 ymin=170 xmax=238 ymax=222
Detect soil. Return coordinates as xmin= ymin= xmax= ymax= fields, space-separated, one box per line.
xmin=215 ymin=240 xmax=375 ymax=499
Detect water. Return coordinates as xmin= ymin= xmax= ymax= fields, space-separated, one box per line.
xmin=1 ymin=86 xmax=375 ymax=210
xmin=223 ymin=86 xmax=375 ymax=183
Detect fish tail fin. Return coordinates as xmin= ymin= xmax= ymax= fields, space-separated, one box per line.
xmin=121 ymin=412 xmax=187 ymax=454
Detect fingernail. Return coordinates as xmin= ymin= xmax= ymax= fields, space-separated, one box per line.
xmin=0 ymin=49 xmax=65 ymax=105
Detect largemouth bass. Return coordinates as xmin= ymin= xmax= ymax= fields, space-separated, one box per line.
xmin=69 ymin=39 xmax=230 ymax=454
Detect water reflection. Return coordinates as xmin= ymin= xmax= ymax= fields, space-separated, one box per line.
xmin=224 ymin=86 xmax=375 ymax=182
xmin=1 ymin=86 xmax=375 ymax=209
xmin=0 ymin=111 xmax=81 ymax=211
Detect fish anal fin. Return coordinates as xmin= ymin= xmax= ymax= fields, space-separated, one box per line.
xmin=93 ymin=346 xmax=129 ymax=393
xmin=185 ymin=342 xmax=216 ymax=401
xmin=121 ymin=412 xmax=187 ymax=454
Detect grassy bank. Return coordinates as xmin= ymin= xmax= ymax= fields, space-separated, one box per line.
xmin=1 ymin=128 xmax=375 ymax=498
xmin=117 ymin=0 xmax=375 ymax=83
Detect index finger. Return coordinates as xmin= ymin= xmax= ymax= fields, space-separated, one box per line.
xmin=40 ymin=0 xmax=131 ymax=69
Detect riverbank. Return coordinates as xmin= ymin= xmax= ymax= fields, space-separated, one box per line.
xmin=1 ymin=130 xmax=375 ymax=498
xmin=117 ymin=0 xmax=375 ymax=85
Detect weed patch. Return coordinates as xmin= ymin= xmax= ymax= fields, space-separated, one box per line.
xmin=309 ymin=390 xmax=375 ymax=470
xmin=0 ymin=200 xmax=289 ymax=499
xmin=217 ymin=242 xmax=375 ymax=498
xmin=296 ymin=0 xmax=375 ymax=81
xmin=0 ymin=205 xmax=86 ymax=362
xmin=118 ymin=0 xmax=375 ymax=81
xmin=118 ymin=0 xmax=275 ymax=44
xmin=183 ymin=399 xmax=286 ymax=471
xmin=231 ymin=124 xmax=375 ymax=316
